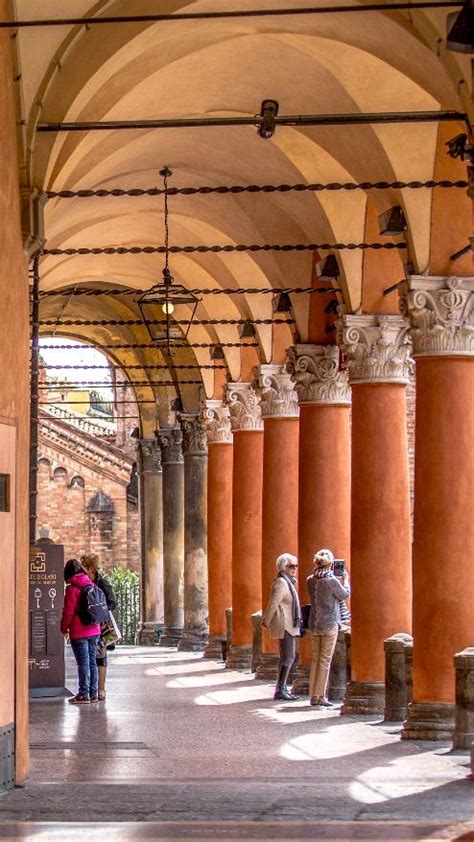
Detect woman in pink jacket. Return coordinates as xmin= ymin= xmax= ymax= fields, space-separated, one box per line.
xmin=61 ymin=558 xmax=101 ymax=705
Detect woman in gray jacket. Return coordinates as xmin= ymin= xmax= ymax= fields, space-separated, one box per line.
xmin=307 ymin=548 xmax=350 ymax=707
xmin=262 ymin=553 xmax=302 ymax=701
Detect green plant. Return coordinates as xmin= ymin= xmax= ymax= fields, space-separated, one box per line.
xmin=109 ymin=566 xmax=140 ymax=645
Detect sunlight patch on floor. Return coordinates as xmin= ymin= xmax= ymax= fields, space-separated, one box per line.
xmin=167 ymin=671 xmax=255 ymax=689
xmin=146 ymin=661 xmax=224 ymax=676
xmin=194 ymin=684 xmax=275 ymax=705
xmin=279 ymin=723 xmax=396 ymax=760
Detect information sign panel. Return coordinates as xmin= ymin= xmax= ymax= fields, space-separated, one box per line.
xmin=28 ymin=544 xmax=66 ymax=696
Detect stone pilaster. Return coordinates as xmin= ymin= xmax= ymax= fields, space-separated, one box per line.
xmin=256 ymin=363 xmax=300 ymax=418
xmin=225 ymin=382 xmax=263 ymax=431
xmin=400 ymin=276 xmax=474 ymax=740
xmin=200 ymin=399 xmax=232 ymax=443
xmin=453 ymin=648 xmax=474 ymax=750
xmin=399 ymin=275 xmax=474 ymax=357
xmin=337 ymin=315 xmax=412 ymax=717
xmin=201 ymin=400 xmax=233 ymax=661
xmin=337 ymin=314 xmax=412 ymax=385
xmin=136 ymin=439 xmax=164 ymax=645
xmin=178 ymin=415 xmax=208 ymax=652
xmin=156 ymin=427 xmax=184 ymax=647
xmin=286 ymin=344 xmax=351 ymax=405
xmin=384 ymin=633 xmax=413 ymax=722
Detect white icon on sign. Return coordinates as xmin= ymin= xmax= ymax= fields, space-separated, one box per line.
xmin=34 ymin=588 xmax=42 ymax=609
xmin=48 ymin=588 xmax=56 ymax=609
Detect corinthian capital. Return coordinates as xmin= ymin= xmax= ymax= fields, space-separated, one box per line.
xmin=225 ymin=382 xmax=263 ymax=431
xmin=156 ymin=427 xmax=184 ymax=464
xmin=337 ymin=314 xmax=412 ymax=385
xmin=399 ymin=275 xmax=474 ymax=357
xmin=179 ymin=414 xmax=208 ymax=455
xmin=200 ymin=400 xmax=232 ymax=443
xmin=139 ymin=438 xmax=162 ymax=474
xmin=255 ymin=364 xmax=299 ymax=418
xmin=286 ymin=344 xmax=351 ymax=405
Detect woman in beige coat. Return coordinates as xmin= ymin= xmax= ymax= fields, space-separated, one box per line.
xmin=262 ymin=553 xmax=302 ymax=701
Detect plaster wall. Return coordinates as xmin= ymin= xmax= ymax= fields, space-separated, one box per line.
xmin=0 ymin=9 xmax=30 ymax=783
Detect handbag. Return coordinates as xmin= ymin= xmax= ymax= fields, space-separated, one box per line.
xmin=100 ymin=610 xmax=122 ymax=647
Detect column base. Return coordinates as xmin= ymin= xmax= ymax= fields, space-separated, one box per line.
xmin=401 ymin=701 xmax=455 ymax=741
xmin=225 ymin=644 xmax=253 ymax=671
xmin=178 ymin=628 xmax=209 ymax=652
xmin=255 ymin=652 xmax=280 ymax=682
xmin=159 ymin=626 xmax=183 ymax=648
xmin=203 ymin=635 xmax=226 ymax=661
xmin=341 ymin=681 xmax=385 ymax=715
xmin=135 ymin=622 xmax=164 ymax=646
xmin=291 ymin=662 xmax=310 ymax=696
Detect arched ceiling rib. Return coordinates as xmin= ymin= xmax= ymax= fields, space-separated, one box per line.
xmin=16 ymin=0 xmax=471 ymax=422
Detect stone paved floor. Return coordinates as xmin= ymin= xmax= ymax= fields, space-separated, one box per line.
xmin=0 ymin=647 xmax=472 ymax=840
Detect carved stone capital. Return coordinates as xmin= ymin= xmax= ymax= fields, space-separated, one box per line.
xmin=156 ymin=427 xmax=184 ymax=464
xmin=337 ymin=314 xmax=412 ymax=385
xmin=255 ymin=364 xmax=299 ymax=418
xmin=138 ymin=438 xmax=162 ymax=474
xmin=225 ymin=382 xmax=263 ymax=431
xmin=399 ymin=275 xmax=474 ymax=357
xmin=286 ymin=345 xmax=351 ymax=405
xmin=200 ymin=400 xmax=232 ymax=444
xmin=179 ymin=414 xmax=208 ymax=456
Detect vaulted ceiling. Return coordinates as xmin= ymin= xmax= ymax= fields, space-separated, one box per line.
xmin=13 ymin=0 xmax=472 ymax=431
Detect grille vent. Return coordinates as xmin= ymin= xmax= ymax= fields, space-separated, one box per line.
xmin=30 ymin=741 xmax=150 ymax=751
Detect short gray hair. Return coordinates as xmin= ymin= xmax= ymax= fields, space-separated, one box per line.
xmin=276 ymin=553 xmax=298 ymax=573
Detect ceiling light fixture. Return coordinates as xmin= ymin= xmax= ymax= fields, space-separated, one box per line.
xmin=272 ymin=291 xmax=292 ymax=313
xmin=316 ymin=254 xmax=340 ymax=280
xmin=210 ymin=343 xmax=225 ymax=360
xmin=378 ymin=206 xmax=407 ymax=236
xmin=238 ymin=320 xmax=256 ymax=338
xmin=137 ymin=167 xmax=200 ymax=349
xmin=257 ymin=99 xmax=279 ymax=139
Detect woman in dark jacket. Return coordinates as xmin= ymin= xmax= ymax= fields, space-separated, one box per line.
xmin=81 ymin=554 xmax=117 ymax=701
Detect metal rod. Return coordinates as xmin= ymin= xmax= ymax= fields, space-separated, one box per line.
xmin=29 ymin=256 xmax=40 ymax=545
xmin=38 ymin=110 xmax=466 ymax=133
xmin=449 ymin=243 xmax=471 ymax=261
xmin=383 ymin=279 xmax=404 ymax=296
xmin=0 ymin=3 xmax=463 ymax=29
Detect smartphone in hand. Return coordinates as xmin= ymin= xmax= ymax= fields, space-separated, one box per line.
xmin=333 ymin=559 xmax=345 ymax=577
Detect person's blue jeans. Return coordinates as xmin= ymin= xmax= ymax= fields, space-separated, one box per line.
xmin=70 ymin=635 xmax=100 ymax=699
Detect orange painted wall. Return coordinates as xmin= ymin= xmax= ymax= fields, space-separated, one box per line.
xmin=0 ymin=15 xmax=30 ymax=783
xmin=412 ymin=357 xmax=474 ymax=703
xmin=361 ymin=202 xmax=405 ymax=315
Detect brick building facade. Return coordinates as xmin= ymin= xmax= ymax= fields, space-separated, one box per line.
xmin=36 ymin=407 xmax=140 ymax=572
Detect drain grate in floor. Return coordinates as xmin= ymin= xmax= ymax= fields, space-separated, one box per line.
xmin=30 ymin=741 xmax=150 ymax=750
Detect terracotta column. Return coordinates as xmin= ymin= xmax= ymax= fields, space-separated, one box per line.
xmin=178 ymin=415 xmax=208 ymax=652
xmin=156 ymin=427 xmax=184 ymax=647
xmin=400 ymin=275 xmax=474 ymax=740
xmin=225 ymin=382 xmax=263 ymax=670
xmin=338 ymin=315 xmax=412 ymax=714
xmin=254 ymin=364 xmax=299 ymax=680
xmin=287 ymin=345 xmax=351 ymax=693
xmin=201 ymin=401 xmax=233 ymax=660
xmin=136 ymin=439 xmax=164 ymax=644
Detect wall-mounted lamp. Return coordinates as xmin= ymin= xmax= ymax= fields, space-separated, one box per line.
xmin=324 ymin=299 xmax=339 ymax=316
xmin=238 ymin=320 xmax=256 ymax=338
xmin=257 ymin=99 xmax=279 ymax=139
xmin=378 ymin=206 xmax=407 ymax=236
xmin=170 ymin=396 xmax=184 ymax=412
xmin=446 ymin=133 xmax=471 ymax=161
xmin=447 ymin=1 xmax=473 ymax=53
xmin=210 ymin=343 xmax=225 ymax=360
xmin=272 ymin=291 xmax=292 ymax=313
xmin=316 ymin=254 xmax=340 ymax=280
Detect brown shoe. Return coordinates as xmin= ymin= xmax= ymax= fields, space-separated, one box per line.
xmin=310 ymin=697 xmax=319 ymax=706
xmin=68 ymin=694 xmax=90 ymax=705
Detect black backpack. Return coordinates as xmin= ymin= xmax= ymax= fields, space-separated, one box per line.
xmin=76 ymin=583 xmax=110 ymax=625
